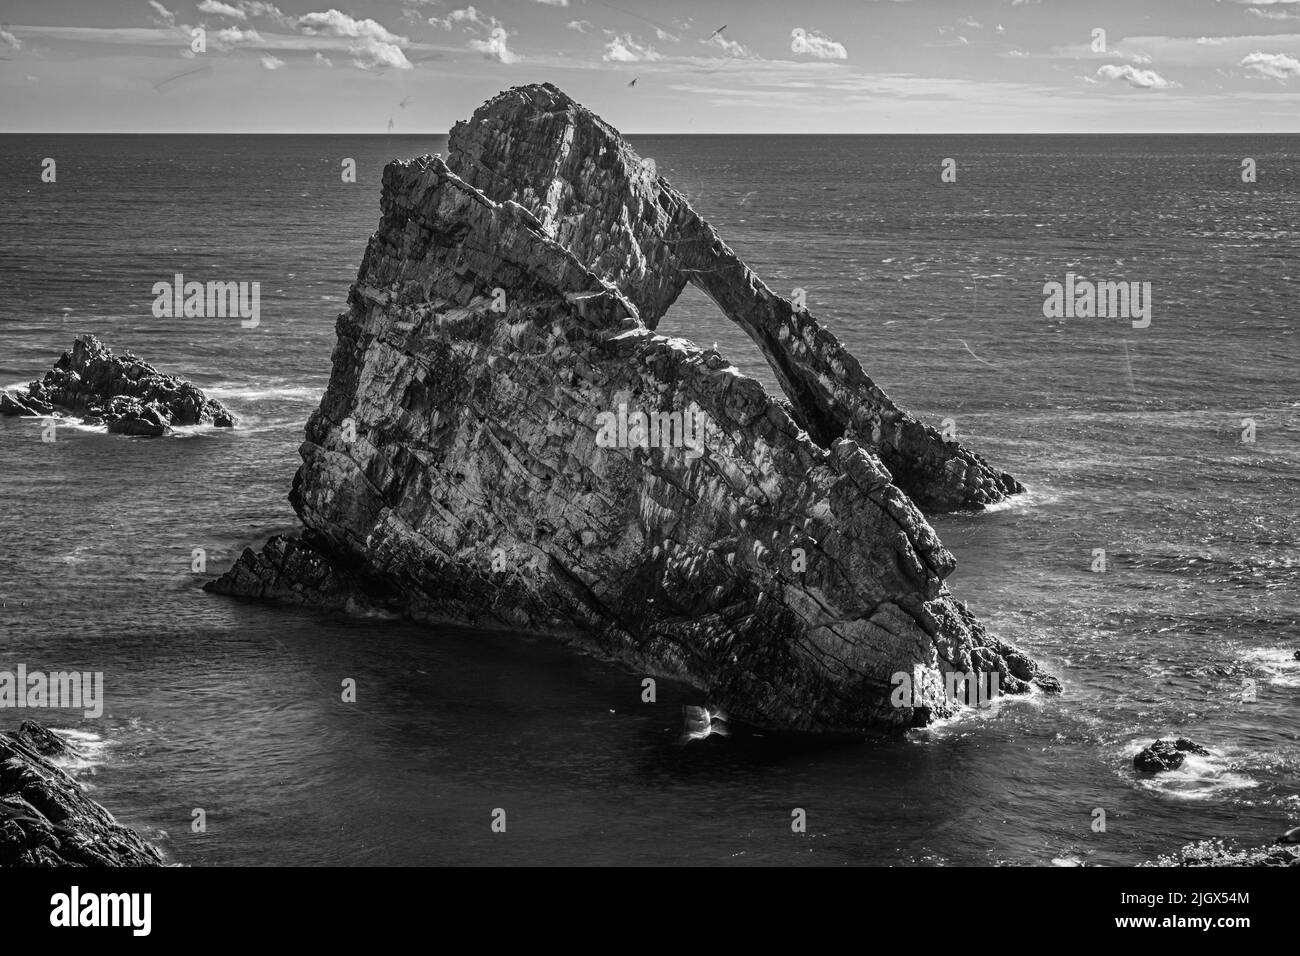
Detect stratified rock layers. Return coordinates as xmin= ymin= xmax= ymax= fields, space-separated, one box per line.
xmin=209 ymin=111 xmax=1057 ymax=733
xmin=447 ymin=83 xmax=1022 ymax=513
xmin=1 ymin=721 xmax=162 ymax=867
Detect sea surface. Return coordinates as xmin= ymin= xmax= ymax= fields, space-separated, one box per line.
xmin=0 ymin=133 xmax=1296 ymax=866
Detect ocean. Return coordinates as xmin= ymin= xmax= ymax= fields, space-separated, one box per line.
xmin=0 ymin=133 xmax=1296 ymax=866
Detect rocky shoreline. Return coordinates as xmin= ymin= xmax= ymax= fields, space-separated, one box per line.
xmin=0 ymin=335 xmax=235 ymax=437
xmin=0 ymin=720 xmax=162 ymax=867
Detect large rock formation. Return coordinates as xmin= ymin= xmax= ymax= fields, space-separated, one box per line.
xmin=209 ymin=86 xmax=1055 ymax=733
xmin=1 ymin=721 xmax=163 ymax=867
xmin=447 ymin=84 xmax=1023 ymax=513
xmin=1 ymin=335 xmax=235 ymax=437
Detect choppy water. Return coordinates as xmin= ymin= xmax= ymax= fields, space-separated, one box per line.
xmin=0 ymin=133 xmax=1296 ymax=866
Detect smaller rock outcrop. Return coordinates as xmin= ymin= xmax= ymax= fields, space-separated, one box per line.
xmin=1133 ymin=737 xmax=1210 ymax=773
xmin=1 ymin=720 xmax=163 ymax=867
xmin=0 ymin=335 xmax=235 ymax=437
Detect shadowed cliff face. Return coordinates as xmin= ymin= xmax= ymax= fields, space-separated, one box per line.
xmin=446 ymin=83 xmax=1023 ymax=513
xmin=208 ymin=93 xmax=1059 ymax=733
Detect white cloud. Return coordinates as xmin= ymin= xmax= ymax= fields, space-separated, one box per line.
xmin=433 ymin=7 xmax=489 ymax=30
xmin=603 ymin=34 xmax=660 ymax=62
xmin=1241 ymin=50 xmax=1300 ymax=78
xmin=298 ymin=9 xmax=405 ymax=44
xmin=791 ymin=28 xmax=847 ymax=60
xmin=701 ymin=33 xmax=750 ymax=58
xmin=298 ymin=8 xmax=410 ymax=69
xmin=199 ymin=1 xmax=246 ymax=19
xmin=567 ymin=20 xmax=592 ymax=33
xmin=314 ymin=51 xmax=333 ymax=66
xmin=214 ymin=26 xmax=262 ymax=48
xmin=470 ymin=26 xmax=521 ymax=63
xmin=1095 ymin=63 xmax=1178 ymax=88
xmin=240 ymin=2 xmax=295 ymax=27
xmin=260 ymin=53 xmax=285 ymax=69
xmin=0 ymin=28 xmax=22 ymax=51
xmin=654 ymin=27 xmax=679 ymax=42
xmin=350 ymin=37 xmax=411 ymax=69
xmin=146 ymin=1 xmax=176 ymax=26
xmin=534 ymin=0 xmax=569 ymax=5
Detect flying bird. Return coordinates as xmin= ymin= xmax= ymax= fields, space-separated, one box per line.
xmin=709 ymin=25 xmax=727 ymax=40
xmin=627 ymin=77 xmax=637 ymax=87
xmin=398 ymin=95 xmax=414 ymax=109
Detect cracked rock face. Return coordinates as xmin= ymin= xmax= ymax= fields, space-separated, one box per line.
xmin=447 ymin=83 xmax=1023 ymax=513
xmin=0 ymin=335 xmax=235 ymax=437
xmin=1 ymin=721 xmax=163 ymax=867
xmin=209 ymin=86 xmax=1056 ymax=733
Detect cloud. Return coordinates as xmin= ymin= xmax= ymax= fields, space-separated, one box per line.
xmin=534 ymin=0 xmax=569 ymax=5
xmin=240 ymin=2 xmax=295 ymax=27
xmin=603 ymin=34 xmax=660 ymax=62
xmin=1248 ymin=6 xmax=1300 ymax=20
xmin=567 ymin=20 xmax=592 ymax=33
xmin=1094 ymin=63 xmax=1178 ymax=88
xmin=213 ymin=26 xmax=262 ymax=48
xmin=470 ymin=26 xmax=521 ymax=63
xmin=790 ymin=28 xmax=847 ymax=59
xmin=433 ymin=7 xmax=489 ymax=30
xmin=654 ymin=27 xmax=679 ymax=42
xmin=198 ymin=1 xmax=246 ymax=19
xmin=260 ymin=53 xmax=284 ymax=68
xmin=700 ymin=33 xmax=750 ymax=58
xmin=298 ymin=9 xmax=405 ymax=44
xmin=1241 ymin=50 xmax=1300 ymax=78
xmin=146 ymin=1 xmax=176 ymax=26
xmin=0 ymin=28 xmax=22 ymax=51
xmin=314 ymin=51 xmax=333 ymax=66
xmin=298 ymin=8 xmax=410 ymax=69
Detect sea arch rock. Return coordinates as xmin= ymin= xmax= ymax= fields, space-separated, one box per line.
xmin=446 ymin=83 xmax=1022 ymax=512
xmin=208 ymin=116 xmax=1058 ymax=733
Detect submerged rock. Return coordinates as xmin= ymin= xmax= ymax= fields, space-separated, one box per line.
xmin=208 ymin=85 xmax=1056 ymax=734
xmin=1133 ymin=737 xmax=1211 ymax=772
xmin=0 ymin=334 xmax=235 ymax=436
xmin=0 ymin=720 xmax=162 ymax=867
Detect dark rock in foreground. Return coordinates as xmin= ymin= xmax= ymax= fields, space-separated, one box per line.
xmin=208 ymin=85 xmax=1057 ymax=734
xmin=1133 ymin=737 xmax=1211 ymax=773
xmin=1 ymin=720 xmax=162 ymax=867
xmin=0 ymin=334 xmax=235 ymax=437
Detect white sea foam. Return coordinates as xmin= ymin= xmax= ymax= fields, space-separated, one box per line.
xmin=206 ymin=385 xmax=323 ymax=402
xmin=45 ymin=728 xmax=110 ymax=775
xmin=1241 ymin=647 xmax=1300 ymax=688
xmin=1122 ymin=739 xmax=1259 ymax=800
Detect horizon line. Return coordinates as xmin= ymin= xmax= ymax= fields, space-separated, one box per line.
xmin=4 ymin=130 xmax=1300 ymax=136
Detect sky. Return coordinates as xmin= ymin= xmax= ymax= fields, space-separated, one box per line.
xmin=3 ymin=0 xmax=1300 ymax=132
